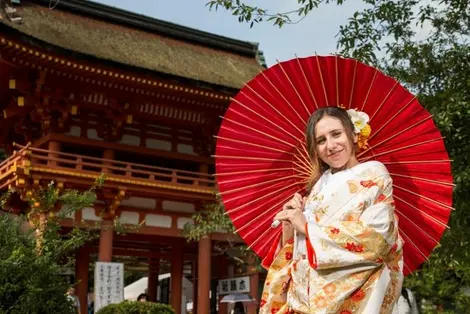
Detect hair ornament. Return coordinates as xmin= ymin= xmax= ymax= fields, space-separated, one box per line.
xmin=347 ymin=108 xmax=371 ymax=150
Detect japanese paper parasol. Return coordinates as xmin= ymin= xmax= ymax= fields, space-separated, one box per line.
xmin=214 ymin=55 xmax=453 ymax=275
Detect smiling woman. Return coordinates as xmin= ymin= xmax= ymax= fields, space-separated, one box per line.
xmin=267 ymin=106 xmax=403 ymax=313
xmin=215 ymin=55 xmax=453 ymax=314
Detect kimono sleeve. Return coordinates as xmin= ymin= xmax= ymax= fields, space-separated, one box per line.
xmin=261 ymin=231 xmax=296 ymax=270
xmin=304 ymin=172 xmax=398 ymax=270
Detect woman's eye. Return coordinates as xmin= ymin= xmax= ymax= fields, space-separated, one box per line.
xmin=333 ymin=132 xmax=341 ymax=137
xmin=317 ymin=139 xmax=326 ymax=145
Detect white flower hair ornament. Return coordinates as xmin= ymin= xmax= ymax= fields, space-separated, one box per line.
xmin=347 ymin=108 xmax=372 ymax=151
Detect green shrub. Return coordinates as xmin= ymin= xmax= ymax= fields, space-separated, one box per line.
xmin=0 ymin=214 xmax=76 ymax=314
xmin=96 ymin=301 xmax=175 ymax=314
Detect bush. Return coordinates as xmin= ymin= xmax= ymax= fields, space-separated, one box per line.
xmin=0 ymin=180 xmax=103 ymax=314
xmin=0 ymin=214 xmax=76 ymax=314
xmin=96 ymin=301 xmax=175 ymax=314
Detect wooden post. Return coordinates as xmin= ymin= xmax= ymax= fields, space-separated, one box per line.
xmin=170 ymin=241 xmax=184 ymax=314
xmin=198 ymin=163 xmax=209 ymax=187
xmin=218 ymin=256 xmax=229 ymax=314
xmin=147 ymin=257 xmax=160 ymax=302
xmin=47 ymin=140 xmax=61 ymax=167
xmin=192 ymin=260 xmax=198 ymax=314
xmin=102 ymin=149 xmax=114 ymax=174
xmin=197 ymin=236 xmax=211 ymax=314
xmin=98 ymin=219 xmax=113 ymax=262
xmin=75 ymin=246 xmax=90 ymax=314
xmin=247 ymin=273 xmax=260 ymax=314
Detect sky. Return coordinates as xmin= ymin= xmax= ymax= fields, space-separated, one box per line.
xmin=93 ymin=0 xmax=369 ymax=66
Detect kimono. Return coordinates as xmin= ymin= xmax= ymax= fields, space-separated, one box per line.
xmin=260 ymin=161 xmax=404 ymax=314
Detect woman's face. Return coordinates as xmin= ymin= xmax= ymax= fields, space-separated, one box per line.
xmin=314 ymin=115 xmax=357 ymax=170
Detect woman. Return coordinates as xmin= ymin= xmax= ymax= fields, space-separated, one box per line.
xmin=260 ymin=107 xmax=404 ymax=313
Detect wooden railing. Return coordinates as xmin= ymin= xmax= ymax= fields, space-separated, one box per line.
xmin=11 ymin=144 xmax=216 ymax=191
xmin=0 ymin=155 xmax=19 ymax=178
xmin=0 ymin=145 xmax=30 ymax=189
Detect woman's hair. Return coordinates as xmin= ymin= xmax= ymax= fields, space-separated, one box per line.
xmin=137 ymin=293 xmax=148 ymax=301
xmin=304 ymin=106 xmax=356 ymax=189
xmin=234 ymin=302 xmax=244 ymax=309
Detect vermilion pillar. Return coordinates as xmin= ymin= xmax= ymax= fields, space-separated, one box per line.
xmin=218 ymin=256 xmax=229 ymax=314
xmin=247 ymin=273 xmax=260 ymax=314
xmin=102 ymin=149 xmax=114 ymax=174
xmin=148 ymin=258 xmax=160 ymax=302
xmin=48 ymin=141 xmax=61 ymax=166
xmin=75 ymin=245 xmax=90 ymax=314
xmin=193 ymin=261 xmax=198 ymax=314
xmin=171 ymin=241 xmax=184 ymax=314
xmin=197 ymin=236 xmax=211 ymax=314
xmin=98 ymin=219 xmax=113 ymax=262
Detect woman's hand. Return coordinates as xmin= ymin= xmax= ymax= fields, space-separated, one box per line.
xmin=275 ymin=193 xmax=307 ymax=236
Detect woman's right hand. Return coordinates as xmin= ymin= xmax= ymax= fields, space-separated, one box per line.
xmin=280 ymin=193 xmax=304 ymax=245
xmin=283 ymin=193 xmax=304 ymax=212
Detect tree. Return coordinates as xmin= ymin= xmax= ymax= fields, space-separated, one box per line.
xmin=0 ymin=176 xmax=134 ymax=314
xmin=183 ymin=199 xmax=261 ymax=271
xmin=0 ymin=178 xmax=103 ymax=314
xmin=206 ymin=0 xmax=327 ymax=28
xmin=207 ymin=1 xmax=470 ymax=312
xmin=25 ymin=179 xmax=102 ymax=254
xmin=0 ymin=214 xmax=76 ymax=314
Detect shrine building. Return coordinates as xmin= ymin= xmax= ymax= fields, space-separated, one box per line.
xmin=0 ymin=0 xmax=266 ymax=313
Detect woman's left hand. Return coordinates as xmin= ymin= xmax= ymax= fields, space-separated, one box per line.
xmin=273 ymin=208 xmax=307 ymax=235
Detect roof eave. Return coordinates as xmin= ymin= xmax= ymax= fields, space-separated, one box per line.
xmin=0 ymin=23 xmax=242 ymax=93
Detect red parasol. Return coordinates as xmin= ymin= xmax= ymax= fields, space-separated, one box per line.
xmin=214 ymin=55 xmax=453 ymax=275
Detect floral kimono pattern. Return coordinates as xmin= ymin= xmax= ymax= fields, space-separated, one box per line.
xmin=260 ymin=161 xmax=404 ymax=314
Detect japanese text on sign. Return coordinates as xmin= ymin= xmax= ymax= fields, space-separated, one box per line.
xmin=218 ymin=276 xmax=250 ymax=295
xmin=94 ymin=262 xmax=124 ymax=312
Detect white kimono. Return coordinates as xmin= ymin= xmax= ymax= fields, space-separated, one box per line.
xmin=260 ymin=161 xmax=404 ymax=314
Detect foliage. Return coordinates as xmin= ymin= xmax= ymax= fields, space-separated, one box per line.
xmin=182 ymin=199 xmax=261 ymax=270
xmin=0 ymin=214 xmax=76 ymax=314
xmin=26 ymin=177 xmax=101 ymax=215
xmin=336 ymin=2 xmax=470 ymax=312
xmin=206 ymin=0 xmax=324 ymax=28
xmin=0 ymin=177 xmax=106 ymax=313
xmin=24 ymin=176 xmax=104 ymax=254
xmin=0 ymin=175 xmax=110 ymax=314
xmin=183 ymin=199 xmax=235 ymax=241
xmin=207 ymin=0 xmax=470 ymax=312
xmin=96 ymin=301 xmax=175 ymax=314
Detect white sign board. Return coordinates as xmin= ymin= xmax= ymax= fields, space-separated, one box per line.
xmin=94 ymin=262 xmax=124 ymax=312
xmin=218 ymin=276 xmax=250 ymax=295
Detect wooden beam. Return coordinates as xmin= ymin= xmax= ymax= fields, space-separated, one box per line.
xmin=0 ymin=42 xmax=232 ymax=105
xmin=31 ymin=173 xmax=214 ymax=202
xmin=60 ymin=219 xmax=184 ymax=237
xmin=88 ymin=247 xmax=197 ymax=260
xmin=33 ymin=133 xmax=214 ymax=165
xmin=59 ymin=219 xmax=242 ymax=242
